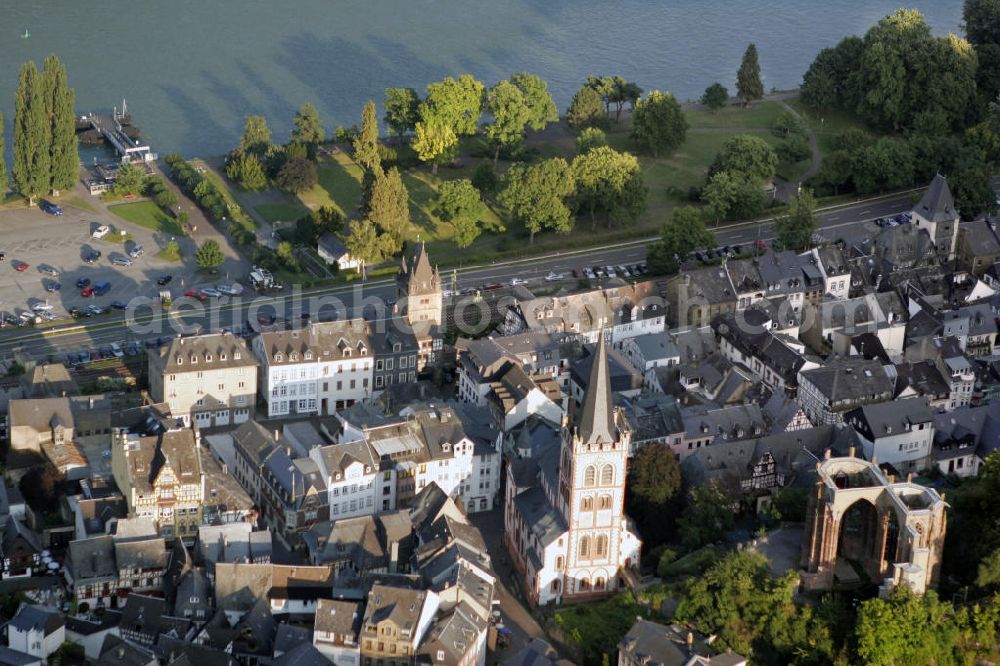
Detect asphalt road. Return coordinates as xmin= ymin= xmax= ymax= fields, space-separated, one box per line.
xmin=0 ymin=191 xmax=922 ymax=363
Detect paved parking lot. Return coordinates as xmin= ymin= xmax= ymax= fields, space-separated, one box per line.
xmin=0 ymin=199 xmax=243 ymax=321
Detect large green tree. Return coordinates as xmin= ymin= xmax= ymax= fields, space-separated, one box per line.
xmin=675 ymin=550 xmax=835 ymax=663
xmin=708 ymin=134 xmax=778 ymax=184
xmin=628 ymin=443 xmax=681 ymax=505
xmin=799 ymin=36 xmax=864 ymax=110
xmin=964 ymin=0 xmax=1000 ymax=46
xmin=701 ymin=82 xmax=729 ymax=110
xmin=195 ymin=239 xmax=225 ymax=270
xmin=413 ymin=116 xmax=457 ymax=175
xmin=42 ymin=55 xmax=76 ymax=193
xmin=226 ymin=152 xmax=267 ymax=191
xmin=736 ymin=43 xmax=764 ymax=104
xmin=292 ymin=102 xmax=325 ymax=147
xmin=950 ymin=146 xmax=996 ymax=220
xmin=275 ymin=157 xmax=317 ymax=193
xmin=647 ymin=206 xmax=715 ymax=274
xmin=571 ymin=146 xmax=646 ymax=230
xmin=435 ymin=179 xmax=483 ymax=248
xmin=422 ymin=74 xmax=485 ymax=136
xmin=630 ymin=90 xmax=688 ymax=157
xmin=677 ymin=481 xmax=735 ymax=550
xmin=855 ymin=9 xmax=932 ymax=129
xmin=856 ymin=589 xmax=1000 ymax=666
xmin=239 ymin=115 xmax=272 ymax=155
xmin=343 ymin=218 xmax=396 ymax=277
xmin=367 ymin=166 xmax=409 ymax=249
xmin=383 ymin=87 xmax=421 ymax=139
xmin=703 ymin=170 xmax=764 ymax=223
xmin=774 ymin=190 xmax=818 ymax=251
xmin=12 ymin=61 xmax=50 ymax=204
xmin=850 ymin=137 xmax=915 ymax=194
xmin=484 ymin=80 xmax=530 ymax=166
xmin=566 ymin=85 xmax=606 ymax=131
xmin=498 ymin=158 xmax=575 ymax=244
xmin=510 ymin=72 xmax=559 ymax=131
xmin=353 ymin=100 xmax=381 ymax=173
xmin=575 ymin=127 xmax=607 ymax=154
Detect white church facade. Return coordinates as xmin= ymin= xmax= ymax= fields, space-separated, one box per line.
xmin=504 ymin=332 xmax=642 ymax=606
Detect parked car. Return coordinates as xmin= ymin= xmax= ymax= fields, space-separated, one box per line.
xmin=85 ymin=304 xmax=104 ymax=316
xmin=157 ymin=275 xmax=173 ymax=286
xmin=604 ymin=266 xmax=617 ymax=278
xmin=13 ymin=261 xmax=29 ymax=272
xmin=509 ymin=278 xmax=528 ymax=287
xmin=81 ymin=286 xmax=94 ymax=297
xmin=39 ymin=265 xmax=59 ymax=276
xmin=45 ymin=281 xmax=61 ymax=293
xmin=92 ymin=225 xmax=111 ymax=239
xmin=93 ymin=280 xmax=111 ymax=296
xmin=583 ymin=267 xmax=596 ymax=280
xmin=40 ymin=201 xmax=62 ymax=215
xmin=76 ymin=277 xmax=91 ymax=289
xmin=593 ymin=266 xmax=606 ymax=278
xmin=200 ymin=287 xmax=222 ymax=298
xmin=124 ymin=343 xmax=140 ymax=356
xmin=112 ymin=256 xmax=133 ymax=267
xmin=184 ymin=289 xmax=206 ymax=300
xmin=483 ymin=282 xmax=503 ymax=291
xmin=128 ymin=244 xmax=144 ymax=258
xmin=545 ymin=272 xmax=563 ymax=282
xmin=84 ymin=251 xmax=101 ymax=264
xmin=617 ymin=265 xmax=631 ymax=278
xmin=99 ymin=346 xmax=113 ymax=359
xmin=78 ymin=350 xmax=91 ymax=363
xmin=110 ymin=343 xmax=125 ymax=358
xmin=111 ymin=300 xmax=128 ymax=310
xmin=31 ymin=302 xmax=53 ymax=312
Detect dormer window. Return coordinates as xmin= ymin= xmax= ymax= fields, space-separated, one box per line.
xmin=275 ymin=353 xmax=284 ymax=362
xmin=290 ymin=352 xmax=298 ymax=362
xmin=190 ymin=355 xmax=198 ymax=364
xmin=205 ymin=354 xmax=212 ymax=362
xmin=176 ymin=356 xmax=183 ymax=366
xmin=220 ymin=353 xmax=227 ymax=361
xmin=304 ymin=351 xmax=313 ymax=360
xmin=234 ymin=352 xmax=241 ymax=360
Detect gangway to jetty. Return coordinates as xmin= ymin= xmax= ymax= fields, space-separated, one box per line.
xmin=80 ymin=100 xmax=157 ymax=164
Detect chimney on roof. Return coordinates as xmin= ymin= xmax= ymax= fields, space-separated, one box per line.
xmin=686 ymin=631 xmax=694 ymax=654
xmin=848 ymin=446 xmax=855 ymax=458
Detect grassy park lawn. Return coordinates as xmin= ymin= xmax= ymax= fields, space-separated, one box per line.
xmin=787 ymin=98 xmax=872 ymax=155
xmin=684 ymin=100 xmax=785 ymax=129
xmin=256 ymin=201 xmax=309 ymax=224
xmin=109 ymin=201 xmax=184 ymax=236
xmin=299 ymin=150 xmax=364 ymax=216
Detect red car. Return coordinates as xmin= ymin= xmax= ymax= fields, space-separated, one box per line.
xmin=81 ymin=286 xmax=94 ymax=297
xmin=184 ymin=289 xmax=206 ymax=301
xmin=14 ymin=261 xmax=29 ymax=272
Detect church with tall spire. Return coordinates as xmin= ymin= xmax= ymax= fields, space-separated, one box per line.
xmin=504 ymin=331 xmax=642 ymax=606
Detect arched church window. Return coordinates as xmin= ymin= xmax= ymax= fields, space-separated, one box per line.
xmin=579 ymin=536 xmax=590 ymax=558
xmin=601 ymin=464 xmax=614 ymax=485
xmin=584 ymin=466 xmax=596 ymax=486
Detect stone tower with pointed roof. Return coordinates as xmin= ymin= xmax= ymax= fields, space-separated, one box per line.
xmin=396 ymin=242 xmax=443 ymax=328
xmin=555 ymin=331 xmax=638 ymax=599
xmin=395 ymin=242 xmax=443 ymax=371
xmin=912 ymin=174 xmax=960 ymax=263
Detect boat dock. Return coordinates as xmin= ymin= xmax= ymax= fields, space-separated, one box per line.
xmin=79 ymin=101 xmax=157 ymax=164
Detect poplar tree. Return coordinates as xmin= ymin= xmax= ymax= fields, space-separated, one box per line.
xmin=353 ymin=100 xmax=380 ymax=172
xmin=13 ymin=61 xmax=50 ymax=204
xmin=43 ymin=55 xmax=77 ymax=193
xmin=736 ymin=43 xmax=764 ymax=105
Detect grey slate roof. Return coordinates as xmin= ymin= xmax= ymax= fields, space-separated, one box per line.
xmin=7 ymin=605 xmax=63 ymax=636
xmin=512 ymin=486 xmax=567 ymax=552
xmin=154 ymin=333 xmax=255 ymax=375
xmin=915 ymin=174 xmax=957 ymax=224
xmin=0 ymin=647 xmax=41 ymax=666
xmin=115 ymin=537 xmax=168 ymax=571
xmin=314 ymin=598 xmax=363 ymax=637
xmin=98 ymin=635 xmax=156 ymax=666
xmin=846 ymin=398 xmax=933 ymax=440
xmin=800 ymin=358 xmax=893 ymax=405
xmin=270 ymin=643 xmax=330 ymax=666
xmin=68 ymin=535 xmax=117 ymax=581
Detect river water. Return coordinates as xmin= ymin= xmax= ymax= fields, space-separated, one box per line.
xmin=0 ymin=1 xmax=962 ymax=158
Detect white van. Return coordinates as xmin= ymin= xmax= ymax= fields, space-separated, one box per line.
xmin=92 ymin=225 xmax=111 ymax=239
